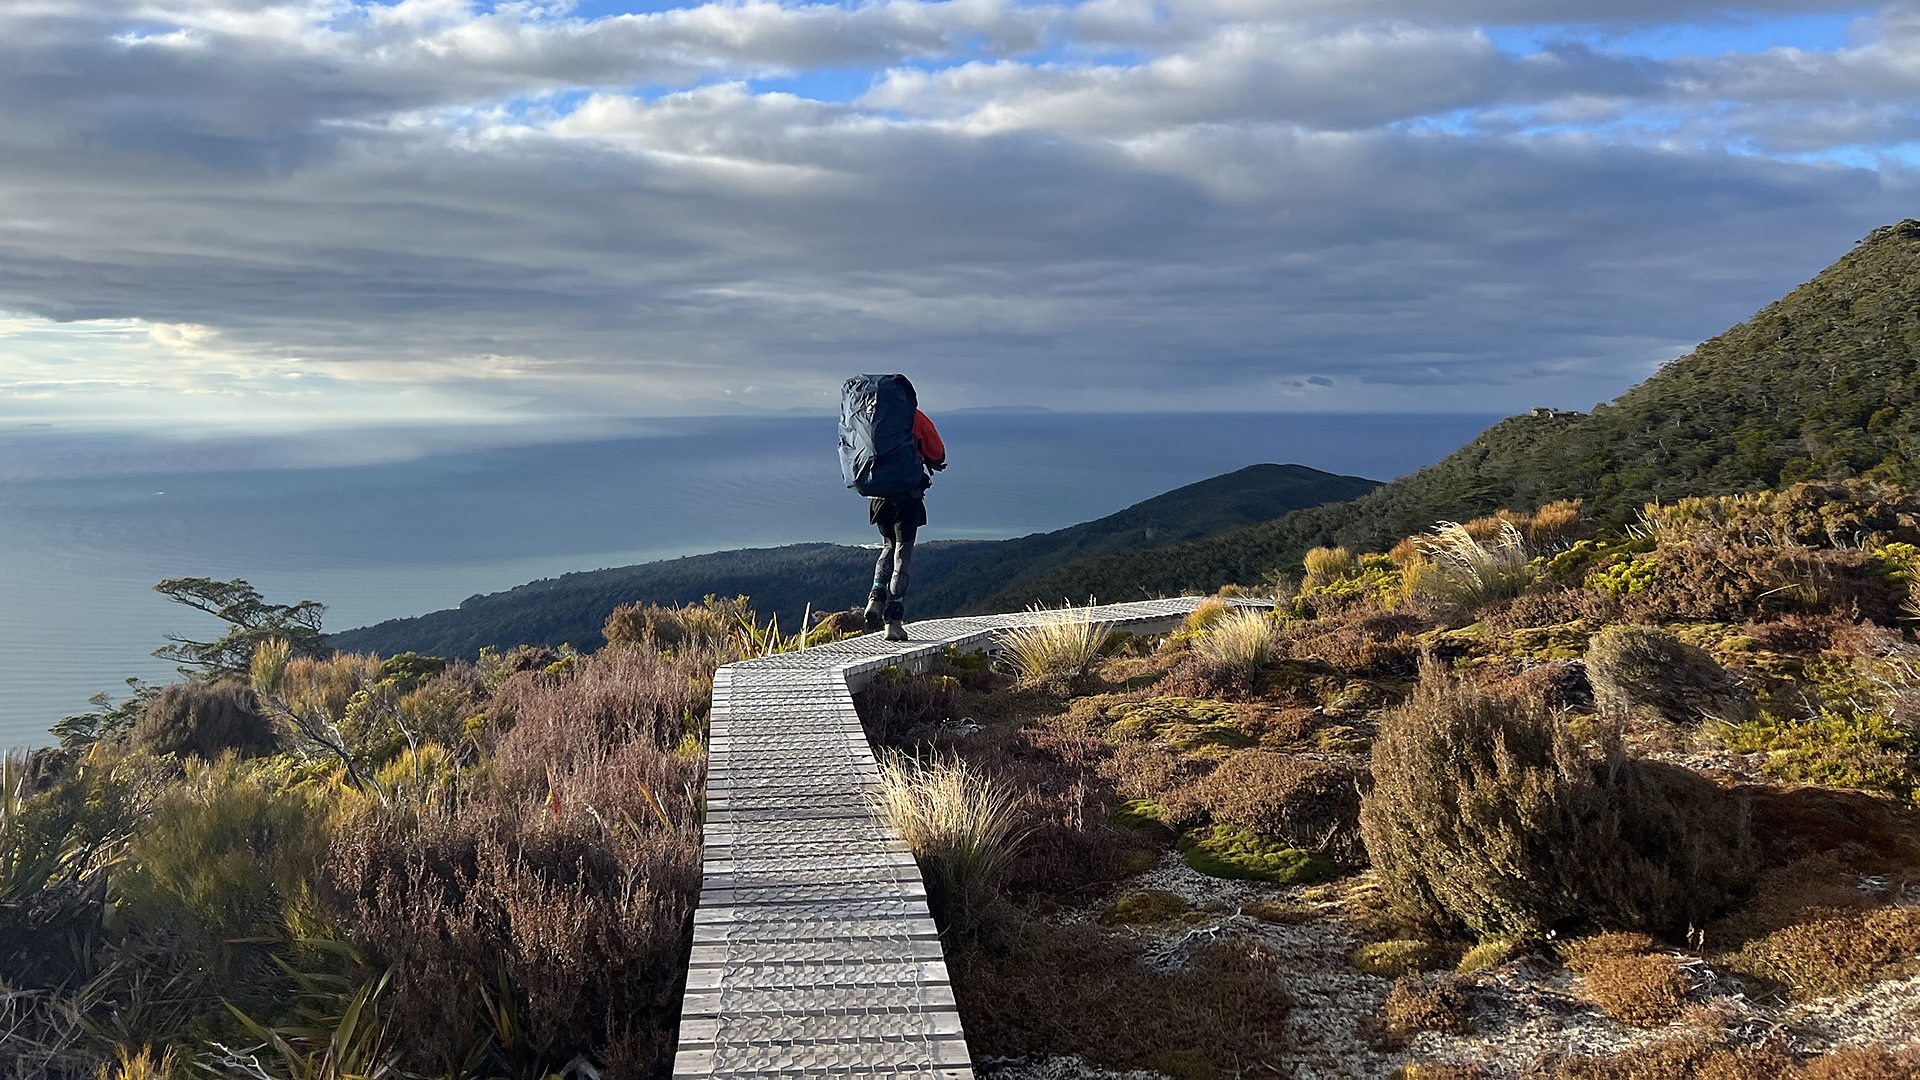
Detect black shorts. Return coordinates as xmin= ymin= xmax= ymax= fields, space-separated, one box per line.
xmin=869 ymin=495 xmax=928 ymax=530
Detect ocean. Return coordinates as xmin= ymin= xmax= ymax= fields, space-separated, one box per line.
xmin=0 ymin=411 xmax=1497 ymax=748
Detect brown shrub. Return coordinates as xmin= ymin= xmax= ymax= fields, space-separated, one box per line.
xmin=1579 ymin=952 xmax=1689 ymax=1027
xmin=601 ymin=598 xmax=741 ymax=653
xmin=1636 ymin=546 xmax=1903 ymax=625
xmin=1483 ymin=588 xmax=1621 ymax=634
xmin=1360 ymin=666 xmax=1757 ymax=937
xmin=1744 ymin=615 xmax=1854 ymax=656
xmin=951 ymin=916 xmax=1293 ymax=1080
xmin=1383 ymin=971 xmax=1474 ymax=1037
xmin=1585 ymin=625 xmax=1756 ymax=726
xmin=129 ymin=680 xmax=276 ymax=760
xmin=325 ymin=646 xmax=709 ymax=1078
xmin=1725 ymin=905 xmax=1920 ymax=1000
xmin=1799 ymin=1046 xmax=1920 ymax=1080
xmin=1551 ymin=1038 xmax=1920 ymax=1080
xmin=1097 ymin=739 xmax=1200 ymax=804
xmin=853 ymin=667 xmax=963 ymax=747
xmin=1276 ymin=609 xmax=1427 ymax=677
xmin=1168 ymin=751 xmax=1362 ymax=862
xmin=975 ymin=727 xmax=1159 ymax=895
xmin=488 ymin=644 xmax=716 ymax=756
xmin=1549 ymin=1034 xmax=1795 ymax=1080
xmin=1559 ymin=930 xmax=1655 ymax=971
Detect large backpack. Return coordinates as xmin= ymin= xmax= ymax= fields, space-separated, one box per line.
xmin=839 ymin=374 xmax=924 ymax=498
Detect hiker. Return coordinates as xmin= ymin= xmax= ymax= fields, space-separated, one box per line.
xmin=838 ymin=374 xmax=946 ymax=641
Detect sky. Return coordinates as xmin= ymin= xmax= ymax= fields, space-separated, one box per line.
xmin=1 ymin=0 xmax=1917 ymax=428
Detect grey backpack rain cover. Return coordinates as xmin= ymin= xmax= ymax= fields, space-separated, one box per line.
xmin=839 ymin=374 xmax=923 ymax=499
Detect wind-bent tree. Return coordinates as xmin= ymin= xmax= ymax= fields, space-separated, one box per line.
xmin=153 ymin=577 xmax=328 ymax=678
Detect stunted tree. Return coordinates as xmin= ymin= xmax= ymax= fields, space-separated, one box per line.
xmin=153 ymin=577 xmax=328 ymax=679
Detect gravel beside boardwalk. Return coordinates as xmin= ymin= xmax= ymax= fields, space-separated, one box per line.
xmin=674 ymin=598 xmax=1269 ymax=1078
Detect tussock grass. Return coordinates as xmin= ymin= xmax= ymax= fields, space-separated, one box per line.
xmin=1303 ymin=546 xmax=1355 ymax=586
xmin=1197 ymin=609 xmax=1276 ymax=675
xmin=996 ymin=605 xmax=1112 ymax=691
xmin=1415 ymin=520 xmax=1534 ymax=610
xmin=873 ymin=754 xmax=1025 ymax=925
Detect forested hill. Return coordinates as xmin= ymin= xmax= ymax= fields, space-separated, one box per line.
xmin=328 ymin=463 xmax=1378 ymax=657
xmin=982 ymin=220 xmax=1920 ymax=610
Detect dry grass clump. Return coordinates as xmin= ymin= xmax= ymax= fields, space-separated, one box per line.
xmin=1169 ymin=751 xmax=1361 ymax=861
xmin=1724 ymin=904 xmax=1920 ymax=1000
xmin=1585 ymin=625 xmax=1756 ymax=726
xmin=873 ymin=754 xmax=1025 ymax=926
xmin=1383 ymin=971 xmax=1474 ymax=1037
xmin=1559 ymin=930 xmax=1658 ymax=972
xmin=1416 ymin=520 xmax=1535 ymax=610
xmin=1196 ymin=609 xmax=1276 ymax=677
xmin=1578 ymin=951 xmax=1690 ymax=1027
xmin=129 ymin=681 xmax=276 ymax=760
xmin=1360 ymin=666 xmax=1757 ymax=937
xmin=1304 ymin=546 xmax=1357 ymax=587
xmin=997 ymin=605 xmax=1113 ymax=693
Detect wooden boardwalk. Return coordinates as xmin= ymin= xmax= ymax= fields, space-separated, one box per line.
xmin=674 ymin=597 xmax=1263 ymax=1078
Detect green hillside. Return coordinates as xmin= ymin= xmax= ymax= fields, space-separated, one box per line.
xmin=985 ymin=220 xmax=1920 ymax=609
xmin=328 ymin=463 xmax=1377 ymax=657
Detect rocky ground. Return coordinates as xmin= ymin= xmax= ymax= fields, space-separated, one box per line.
xmin=983 ymin=853 xmax=1920 ymax=1080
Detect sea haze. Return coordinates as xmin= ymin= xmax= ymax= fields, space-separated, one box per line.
xmin=0 ymin=412 xmax=1498 ymax=747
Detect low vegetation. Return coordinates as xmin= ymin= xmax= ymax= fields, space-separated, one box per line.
xmin=854 ymin=468 xmax=1920 ymax=1075
xmin=0 ymin=584 xmax=837 ymax=1080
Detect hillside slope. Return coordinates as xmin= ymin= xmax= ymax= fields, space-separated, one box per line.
xmin=329 ymin=463 xmax=1377 ymax=657
xmin=985 ymin=220 xmax=1920 ymax=609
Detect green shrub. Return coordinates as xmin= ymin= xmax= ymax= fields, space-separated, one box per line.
xmin=1723 ymin=708 xmax=1919 ymax=803
xmin=1585 ymin=625 xmax=1756 ymax=725
xmin=1456 ymin=937 xmax=1521 ymax=973
xmin=1177 ymin=824 xmax=1335 ymax=884
xmin=129 ymin=681 xmax=276 ymax=760
xmin=1359 ymin=667 xmax=1757 ymax=937
xmin=1585 ymin=556 xmax=1657 ymax=599
xmin=120 ymin=755 xmax=329 ymax=944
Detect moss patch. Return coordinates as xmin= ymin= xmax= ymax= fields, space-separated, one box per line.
xmin=1177 ymin=824 xmax=1335 ymax=884
xmin=1105 ymin=697 xmax=1253 ymax=751
xmin=1456 ymin=937 xmax=1522 ymax=974
xmin=1350 ymin=938 xmax=1451 ymax=979
xmin=1111 ymin=798 xmax=1170 ymax=832
xmin=1101 ymin=889 xmax=1191 ymax=925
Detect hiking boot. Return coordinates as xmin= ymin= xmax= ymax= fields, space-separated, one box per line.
xmin=863 ymin=587 xmax=889 ymax=632
xmin=884 ymin=601 xmax=908 ymax=642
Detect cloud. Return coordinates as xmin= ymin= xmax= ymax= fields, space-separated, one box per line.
xmin=0 ymin=0 xmax=1915 ymax=425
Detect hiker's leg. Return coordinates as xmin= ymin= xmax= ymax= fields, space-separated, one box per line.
xmin=872 ymin=524 xmax=896 ymax=596
xmin=888 ymin=521 xmax=917 ymax=600
xmin=866 ymin=520 xmax=894 ymax=630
